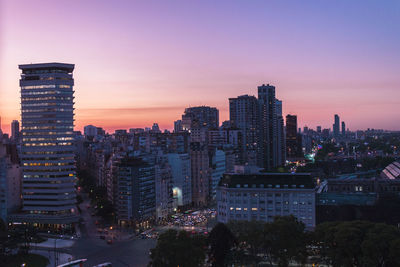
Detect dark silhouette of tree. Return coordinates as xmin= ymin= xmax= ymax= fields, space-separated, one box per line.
xmin=208 ymin=223 xmax=236 ymax=267
xmin=361 ymin=223 xmax=400 ymax=266
xmin=264 ymin=216 xmax=308 ymax=267
xmin=149 ymin=229 xmax=206 ymax=267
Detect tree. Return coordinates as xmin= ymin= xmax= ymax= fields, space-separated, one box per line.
xmin=361 ymin=223 xmax=400 ymax=266
xmin=149 ymin=229 xmax=206 ymax=267
xmin=228 ymin=220 xmax=264 ymax=264
xmin=264 ymin=216 xmax=308 ymax=267
xmin=208 ymin=223 xmax=236 ymax=267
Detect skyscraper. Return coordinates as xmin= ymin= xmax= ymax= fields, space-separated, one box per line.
xmin=275 ymin=99 xmax=286 ymax=166
xmin=18 ymin=63 xmax=78 ymax=225
xmin=257 ymin=84 xmax=278 ymax=170
xmin=333 ymin=114 xmax=340 ymax=137
xmin=286 ymin=114 xmax=301 ymax=158
xmin=11 ymin=120 xmax=20 ymax=142
xmin=342 ymin=121 xmax=346 ymax=136
xmin=229 ymin=95 xmax=258 ymax=165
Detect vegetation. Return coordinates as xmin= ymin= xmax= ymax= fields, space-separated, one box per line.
xmin=77 ymin=169 xmax=115 ymax=223
xmin=313 ymin=221 xmax=400 ymax=267
xmin=149 ymin=216 xmax=400 ymax=267
xmin=149 ymin=229 xmax=207 ymax=267
xmin=208 ymin=223 xmax=237 ymax=267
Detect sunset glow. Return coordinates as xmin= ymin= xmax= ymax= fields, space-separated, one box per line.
xmin=1 ymin=0 xmax=399 ymax=134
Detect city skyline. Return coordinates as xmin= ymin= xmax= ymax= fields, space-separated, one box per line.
xmin=1 ymin=0 xmax=400 ymax=134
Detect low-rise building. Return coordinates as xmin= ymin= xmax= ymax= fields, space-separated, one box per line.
xmin=217 ymin=173 xmax=316 ymax=228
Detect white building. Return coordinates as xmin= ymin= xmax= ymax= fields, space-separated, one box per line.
xmin=217 ymin=173 xmax=316 ymax=228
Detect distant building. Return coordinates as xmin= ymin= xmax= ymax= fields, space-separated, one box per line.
xmin=341 ymin=121 xmax=346 ymax=136
xmin=217 ymin=173 xmax=316 ymax=228
xmin=167 ymin=153 xmax=192 ymax=208
xmin=0 ymin=139 xmax=22 ymax=223
xmin=11 ymin=120 xmax=20 ymax=142
xmin=181 ymin=106 xmax=219 ymax=131
xmin=275 ymin=99 xmax=286 ymax=166
xmin=151 ymin=123 xmax=161 ymax=133
xmin=210 ymin=149 xmax=226 ymax=200
xmin=174 ymin=120 xmax=183 ymax=133
xmin=333 ymin=114 xmax=340 ymax=138
xmin=84 ymin=125 xmax=98 ymax=138
xmin=317 ymin=126 xmax=322 ymax=133
xmin=155 ymin=156 xmax=173 ymax=220
xmin=286 ymin=115 xmax=302 ymax=158
xmin=190 ymin=142 xmax=210 ymax=206
xmin=229 ymin=95 xmax=258 ymax=165
xmin=257 ymin=84 xmax=279 ymax=170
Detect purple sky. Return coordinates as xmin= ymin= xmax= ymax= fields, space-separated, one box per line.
xmin=1 ymin=0 xmax=399 ymax=133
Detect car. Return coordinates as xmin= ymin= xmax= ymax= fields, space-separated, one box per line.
xmin=107 ymin=239 xmax=113 ymax=244
xmin=99 ymin=235 xmax=106 ymax=240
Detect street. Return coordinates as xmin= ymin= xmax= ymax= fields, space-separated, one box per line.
xmin=65 ymin=194 xmax=157 ymax=267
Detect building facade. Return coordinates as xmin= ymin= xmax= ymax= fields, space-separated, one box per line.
xmin=17 ymin=63 xmax=78 ymax=225
xmin=167 ymin=153 xmax=192 ymax=208
xmin=257 ymin=84 xmax=278 ymax=170
xmin=217 ymin=173 xmax=316 ymax=228
xmin=117 ymin=157 xmax=155 ymax=225
xmin=229 ymin=95 xmax=258 ymax=165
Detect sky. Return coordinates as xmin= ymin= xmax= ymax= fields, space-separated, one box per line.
xmin=0 ymin=0 xmax=399 ymax=134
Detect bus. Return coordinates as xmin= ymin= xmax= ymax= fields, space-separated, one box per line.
xmin=93 ymin=263 xmax=112 ymax=267
xmin=57 ymin=259 xmax=87 ymax=267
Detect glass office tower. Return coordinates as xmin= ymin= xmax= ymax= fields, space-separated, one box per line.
xmin=19 ymin=63 xmax=78 ymax=225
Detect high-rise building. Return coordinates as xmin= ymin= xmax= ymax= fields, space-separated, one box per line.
xmin=342 ymin=121 xmax=346 ymax=136
xmin=151 ymin=123 xmax=161 ymax=133
xmin=181 ymin=106 xmax=219 ymax=131
xmin=257 ymin=84 xmax=278 ymax=170
xmin=174 ymin=120 xmax=183 ymax=133
xmin=333 ymin=114 xmax=340 ymax=137
xmin=286 ymin=114 xmax=302 ymax=158
xmin=0 ymin=138 xmax=22 ymax=223
xmin=117 ymin=157 xmax=155 ymax=225
xmin=275 ymin=99 xmax=286 ymax=166
xmin=229 ymin=95 xmax=258 ymax=164
xmin=17 ymin=63 xmax=78 ymax=225
xmin=167 ymin=153 xmax=192 ymax=208
xmin=84 ymin=125 xmax=97 ymax=138
xmin=317 ymin=126 xmax=322 ymax=133
xmin=210 ymin=149 xmax=226 ymax=200
xmin=190 ymin=142 xmax=210 ymax=206
xmin=11 ymin=120 xmax=20 ymax=142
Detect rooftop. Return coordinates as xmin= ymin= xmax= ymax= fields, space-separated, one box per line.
xmin=19 ymin=62 xmax=74 ymax=73
xmin=219 ymin=173 xmax=315 ymax=189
